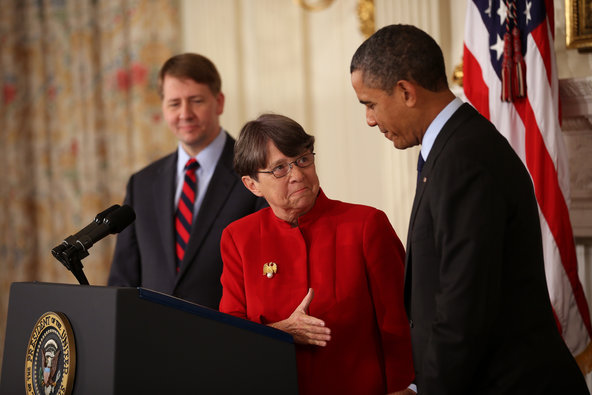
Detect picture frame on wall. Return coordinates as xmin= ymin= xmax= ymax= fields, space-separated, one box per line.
xmin=566 ymin=0 xmax=592 ymax=51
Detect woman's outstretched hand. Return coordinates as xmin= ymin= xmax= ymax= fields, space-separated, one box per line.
xmin=269 ymin=288 xmax=331 ymax=346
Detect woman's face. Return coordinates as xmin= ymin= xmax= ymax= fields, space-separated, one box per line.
xmin=242 ymin=140 xmax=320 ymax=225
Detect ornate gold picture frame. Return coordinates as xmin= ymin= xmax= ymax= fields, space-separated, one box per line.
xmin=565 ymin=0 xmax=592 ymax=50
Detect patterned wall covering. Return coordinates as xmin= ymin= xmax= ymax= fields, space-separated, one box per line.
xmin=0 ymin=0 xmax=180 ymax=371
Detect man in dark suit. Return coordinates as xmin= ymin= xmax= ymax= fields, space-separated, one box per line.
xmin=350 ymin=25 xmax=589 ymax=394
xmin=108 ymin=53 xmax=265 ymax=309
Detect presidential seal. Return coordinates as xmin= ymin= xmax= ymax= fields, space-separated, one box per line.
xmin=25 ymin=311 xmax=76 ymax=395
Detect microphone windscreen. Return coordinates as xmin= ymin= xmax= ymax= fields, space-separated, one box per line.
xmin=105 ymin=204 xmax=136 ymax=233
xmin=94 ymin=204 xmax=120 ymax=223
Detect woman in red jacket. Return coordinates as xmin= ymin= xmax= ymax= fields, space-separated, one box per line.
xmin=219 ymin=113 xmax=414 ymax=394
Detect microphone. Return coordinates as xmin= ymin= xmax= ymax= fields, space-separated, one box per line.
xmin=51 ymin=205 xmax=136 ymax=284
xmin=52 ymin=204 xmax=121 ymax=256
xmin=74 ymin=204 xmax=135 ymax=252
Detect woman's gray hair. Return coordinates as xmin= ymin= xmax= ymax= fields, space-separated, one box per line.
xmin=234 ymin=114 xmax=315 ymax=179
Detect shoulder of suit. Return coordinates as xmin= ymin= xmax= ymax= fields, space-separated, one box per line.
xmin=131 ymin=151 xmax=176 ymax=178
xmin=224 ymin=132 xmax=237 ymax=144
xmin=213 ymin=134 xmax=241 ymax=175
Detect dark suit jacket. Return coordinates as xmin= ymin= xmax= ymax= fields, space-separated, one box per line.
xmin=108 ymin=133 xmax=266 ymax=309
xmin=405 ymin=103 xmax=588 ymax=394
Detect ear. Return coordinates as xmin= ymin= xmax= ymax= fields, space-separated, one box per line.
xmin=241 ymin=175 xmax=263 ymax=197
xmin=396 ymin=80 xmax=417 ymax=108
xmin=216 ymin=92 xmax=225 ymax=115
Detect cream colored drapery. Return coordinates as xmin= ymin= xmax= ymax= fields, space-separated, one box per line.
xmin=0 ymin=0 xmax=180 ymax=370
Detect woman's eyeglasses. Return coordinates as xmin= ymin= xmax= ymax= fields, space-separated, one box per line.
xmin=258 ymin=153 xmax=316 ymax=178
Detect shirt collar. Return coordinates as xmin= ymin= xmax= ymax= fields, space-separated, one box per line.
xmin=420 ymin=97 xmax=463 ymax=161
xmin=177 ymin=128 xmax=227 ymax=173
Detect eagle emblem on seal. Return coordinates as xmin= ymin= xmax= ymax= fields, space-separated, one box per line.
xmin=39 ymin=339 xmax=61 ymax=392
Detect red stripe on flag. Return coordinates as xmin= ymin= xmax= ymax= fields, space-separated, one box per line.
xmin=530 ymin=20 xmax=553 ymax=87
xmin=462 ymin=45 xmax=490 ymax=119
xmin=545 ymin=0 xmax=554 ymax=39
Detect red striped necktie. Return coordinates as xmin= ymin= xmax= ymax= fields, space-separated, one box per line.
xmin=175 ymin=158 xmax=199 ymax=272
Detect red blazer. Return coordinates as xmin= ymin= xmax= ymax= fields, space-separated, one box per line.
xmin=220 ymin=190 xmax=413 ymax=394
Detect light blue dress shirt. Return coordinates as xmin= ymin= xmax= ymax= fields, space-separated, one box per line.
xmin=420 ymin=97 xmax=464 ymax=161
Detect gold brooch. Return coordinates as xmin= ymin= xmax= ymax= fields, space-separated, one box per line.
xmin=263 ymin=262 xmax=277 ymax=278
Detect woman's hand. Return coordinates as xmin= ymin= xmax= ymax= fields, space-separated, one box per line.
xmin=269 ymin=288 xmax=331 ymax=346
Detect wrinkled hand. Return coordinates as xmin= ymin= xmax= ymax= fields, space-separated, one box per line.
xmin=269 ymin=288 xmax=331 ymax=346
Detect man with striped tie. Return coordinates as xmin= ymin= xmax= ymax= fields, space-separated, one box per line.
xmin=108 ymin=53 xmax=266 ymax=309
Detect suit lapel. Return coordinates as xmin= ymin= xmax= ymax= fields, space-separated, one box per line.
xmin=408 ymin=103 xmax=475 ymax=233
xmin=404 ymin=103 xmax=475 ymax=304
xmin=177 ymin=135 xmax=238 ymax=278
xmin=152 ymin=152 xmax=178 ymax=277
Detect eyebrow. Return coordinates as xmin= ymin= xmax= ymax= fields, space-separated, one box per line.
xmin=268 ymin=157 xmax=290 ymax=168
xmin=267 ymin=152 xmax=307 ymax=168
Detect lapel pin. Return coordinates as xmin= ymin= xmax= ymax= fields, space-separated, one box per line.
xmin=263 ymin=262 xmax=277 ymax=278
xmin=423 ymin=177 xmax=427 ymax=182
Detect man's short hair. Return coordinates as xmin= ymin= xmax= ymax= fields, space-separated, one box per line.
xmin=158 ymin=53 xmax=221 ymax=98
xmin=350 ymin=24 xmax=448 ymax=93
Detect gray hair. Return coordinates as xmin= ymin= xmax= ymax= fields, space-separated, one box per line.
xmin=234 ymin=114 xmax=315 ymax=179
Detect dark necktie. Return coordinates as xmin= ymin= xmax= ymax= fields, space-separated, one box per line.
xmin=417 ymin=153 xmax=425 ymax=184
xmin=175 ymin=158 xmax=199 ymax=272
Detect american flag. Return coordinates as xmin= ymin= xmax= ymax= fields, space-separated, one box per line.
xmin=463 ymin=0 xmax=592 ymax=357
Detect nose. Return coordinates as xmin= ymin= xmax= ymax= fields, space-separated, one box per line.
xmin=287 ymin=162 xmax=305 ymax=181
xmin=179 ymin=100 xmax=193 ymax=120
xmin=366 ymin=108 xmax=377 ymax=127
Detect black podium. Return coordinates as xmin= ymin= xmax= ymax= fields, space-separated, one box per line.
xmin=0 ymin=282 xmax=298 ymax=394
